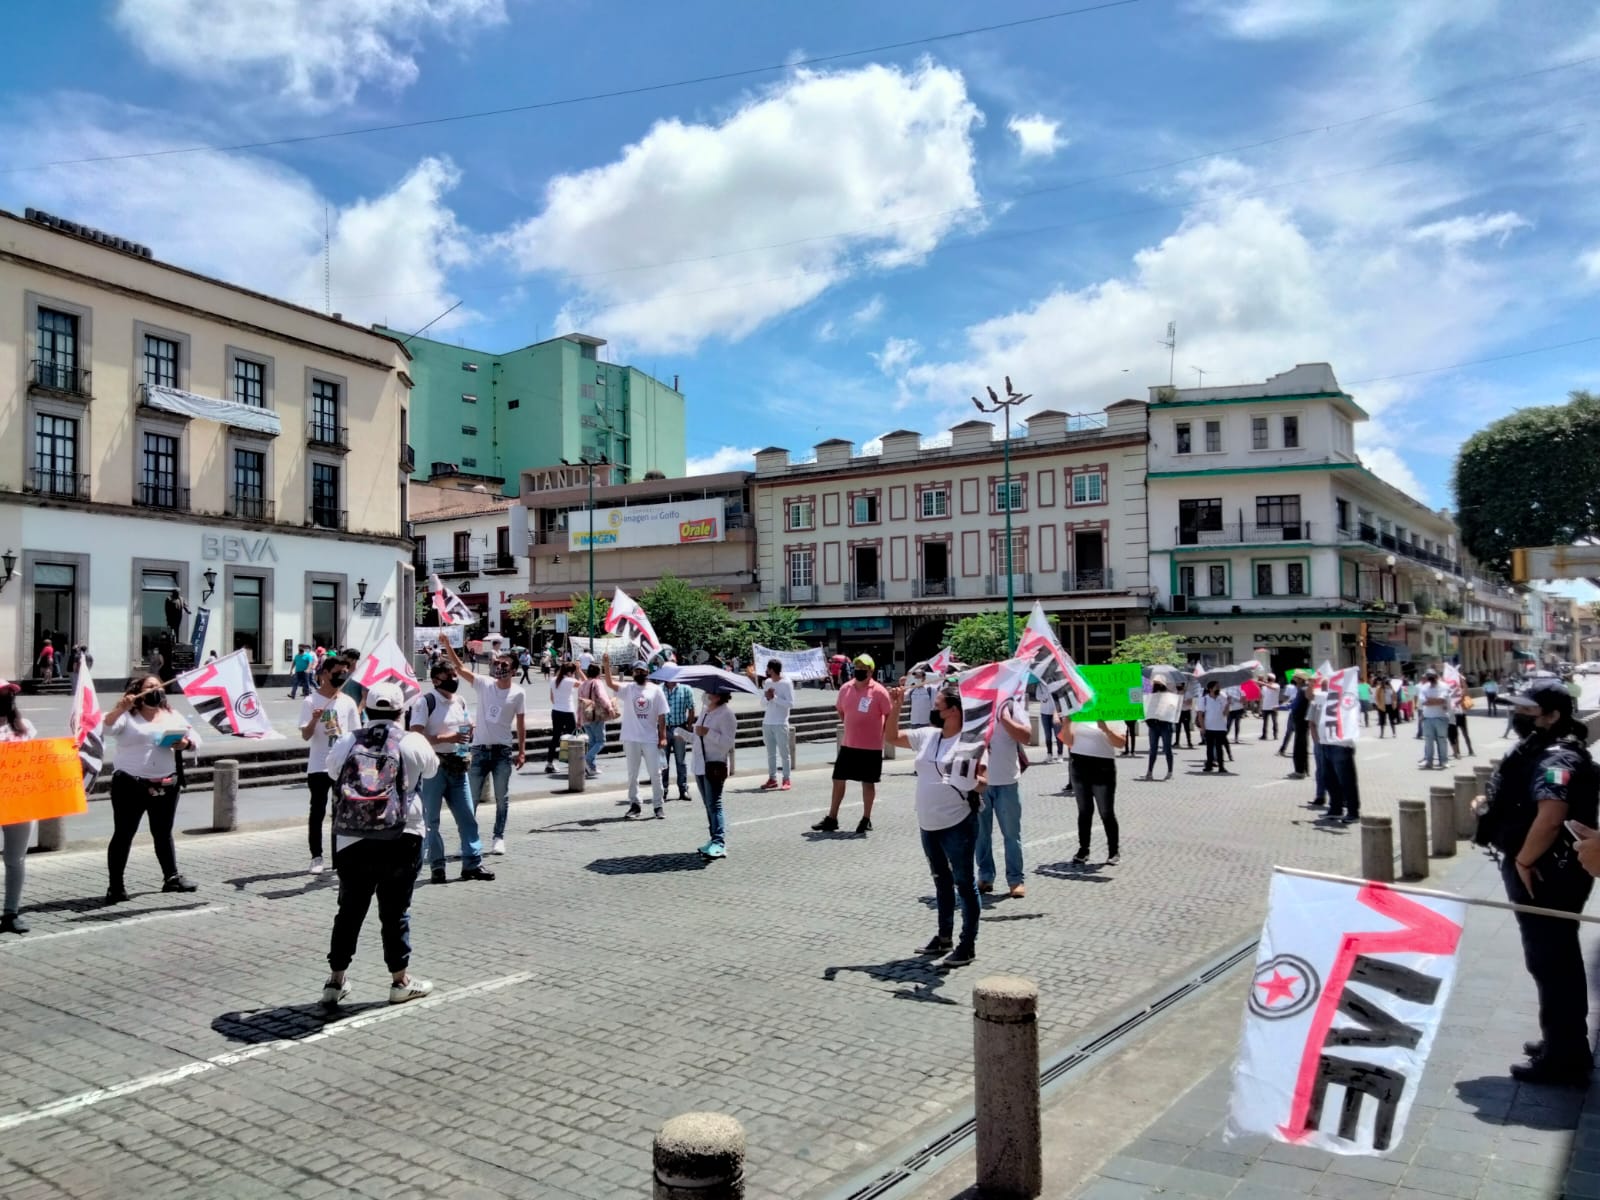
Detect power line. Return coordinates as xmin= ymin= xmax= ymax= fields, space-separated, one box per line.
xmin=1345 ymin=337 xmax=1600 ymax=385
xmin=0 ymin=0 xmax=1142 ymax=174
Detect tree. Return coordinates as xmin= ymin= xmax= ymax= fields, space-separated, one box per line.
xmin=502 ymin=597 xmax=539 ymax=648
xmin=943 ymin=611 xmax=1027 ymax=666
xmin=1454 ymin=390 xmax=1600 ymax=575
xmin=566 ymin=593 xmax=609 ymax=644
xmin=638 ymin=575 xmax=732 ymax=660
xmin=1110 ymin=631 xmax=1185 ymax=666
xmin=744 ymin=606 xmax=807 ymax=653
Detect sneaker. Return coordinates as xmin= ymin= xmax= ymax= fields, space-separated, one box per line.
xmin=943 ymin=942 xmax=976 ymax=968
xmin=624 ymin=805 xmax=643 ymax=820
xmin=811 ymin=815 xmax=839 ymax=832
xmin=697 ymin=840 xmax=717 ymax=857
xmin=1008 ymin=884 xmax=1026 ymax=899
xmin=917 ymin=936 xmax=953 ymax=956
xmin=653 ymin=809 xmax=666 ymax=820
xmin=544 ymin=764 xmax=557 ymax=775
xmin=585 ymin=769 xmax=599 ymax=779
xmin=308 ymin=857 xmax=325 ymax=875
xmin=760 ymin=778 xmax=780 ymax=791
xmin=490 ymin=838 xmax=506 ymax=856
xmin=678 ymin=792 xmax=690 ymax=802
xmin=978 ymin=881 xmax=994 ymax=894
xmin=430 ymin=868 xmax=447 ymax=885
xmin=704 ymin=842 xmax=726 ymax=859
xmin=0 ymin=912 xmax=29 ymax=935
xmin=1072 ymin=849 xmax=1090 ymax=865
xmin=1286 ymin=772 xmax=1307 ymax=780
xmin=1106 ymin=854 xmax=1121 ymax=866
xmin=388 ymin=978 xmax=434 ymax=1005
xmin=781 ymin=780 xmax=792 ymax=790
xmin=105 ymin=885 xmax=129 ymax=905
xmin=1311 ymin=798 xmax=1327 ymax=807
xmin=460 ymin=866 xmax=496 ymax=881
xmin=1340 ymin=814 xmax=1359 ymax=825
xmin=855 ymin=817 xmax=873 ymax=835
xmin=1511 ymin=1056 xmax=1593 ymax=1087
xmin=162 ymin=874 xmax=198 ymax=893
xmin=321 ymin=979 xmax=350 ymax=1009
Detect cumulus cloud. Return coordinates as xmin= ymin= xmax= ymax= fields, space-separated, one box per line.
xmin=872 ymin=337 xmax=922 ymax=375
xmin=113 ymin=0 xmax=508 ymax=110
xmin=1582 ymin=247 xmax=1600 ymax=283
xmin=685 ymin=446 xmax=760 ymax=475
xmin=1007 ymin=113 xmax=1065 ymax=159
xmin=501 ymin=63 xmax=984 ymax=353
xmin=1409 ymin=211 xmax=1532 ymax=248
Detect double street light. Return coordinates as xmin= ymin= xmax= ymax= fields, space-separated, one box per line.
xmin=971 ymin=377 xmax=1032 ymax=653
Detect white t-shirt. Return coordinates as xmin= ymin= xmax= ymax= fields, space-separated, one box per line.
xmin=471 ymin=677 xmax=526 ymax=747
xmin=108 ymin=710 xmax=197 ymax=779
xmin=984 ymin=698 xmax=1023 ymax=787
xmin=300 ymin=692 xmax=362 ymax=776
xmin=550 ymin=677 xmax=576 ymax=714
xmin=760 ymin=676 xmax=795 ymax=726
xmin=325 ymin=721 xmax=439 ymax=852
xmin=0 ymin=718 xmax=37 ymax=743
xmin=907 ymin=684 xmax=936 ymax=727
xmin=1261 ymin=685 xmax=1281 ymax=710
xmin=1200 ymin=694 xmax=1230 ymax=731
xmin=619 ymin=681 xmax=668 ymax=744
xmin=1417 ymin=683 xmax=1451 ymax=716
xmin=578 ymin=651 xmax=595 ymax=672
xmin=409 ymin=687 xmax=471 ymax=758
xmin=690 ymin=702 xmax=738 ymax=771
xmin=907 ymin=726 xmax=979 ymax=832
xmin=1037 ymin=688 xmax=1056 ymax=717
xmin=1065 ymin=722 xmax=1117 ymax=759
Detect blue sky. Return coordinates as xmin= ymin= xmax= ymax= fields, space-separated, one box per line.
xmin=4 ymin=0 xmax=1600 ymax=543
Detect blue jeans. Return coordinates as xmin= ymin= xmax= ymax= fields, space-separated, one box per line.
xmin=1421 ymin=716 xmax=1451 ymax=767
xmin=288 ymin=670 xmax=310 ymax=698
xmin=1040 ymin=714 xmax=1056 ymax=756
xmin=1145 ymin=720 xmax=1174 ymax=776
xmin=920 ymin=811 xmax=980 ymax=947
xmin=696 ymin=763 xmax=729 ymax=846
xmin=583 ymin=721 xmax=606 ymax=770
xmin=470 ymin=744 xmax=515 ymax=841
xmin=1313 ymin=742 xmax=1328 ymax=800
xmin=976 ymin=782 xmax=1024 ymax=888
xmin=421 ymin=762 xmax=482 ymax=871
xmin=663 ymin=729 xmax=690 ymax=794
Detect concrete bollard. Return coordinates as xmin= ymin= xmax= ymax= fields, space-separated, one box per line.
xmin=1029 ymin=712 xmax=1042 ymax=748
xmin=1453 ymin=773 xmax=1478 ymax=839
xmin=212 ymin=759 xmax=239 ymax=832
xmin=1360 ymin=815 xmax=1394 ymax=883
xmin=1398 ymin=800 xmax=1428 ymax=880
xmin=788 ymin=726 xmax=797 ymax=773
xmin=564 ymin=735 xmax=586 ymax=793
xmin=973 ymin=975 xmax=1043 ymax=1198
xmin=1473 ymin=765 xmax=1493 ymax=811
xmin=882 ymin=735 xmax=897 ymax=761
xmin=34 ymin=817 xmax=64 ymax=852
xmin=727 ymin=748 xmax=735 ymax=777
xmin=1428 ymin=787 xmax=1457 ymax=858
xmin=653 ymin=1111 xmax=745 ymax=1199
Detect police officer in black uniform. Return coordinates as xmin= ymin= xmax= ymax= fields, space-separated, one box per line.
xmin=1478 ymin=680 xmax=1597 ymax=1086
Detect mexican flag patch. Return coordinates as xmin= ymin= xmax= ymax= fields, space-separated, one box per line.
xmin=1546 ymin=768 xmax=1572 ymax=787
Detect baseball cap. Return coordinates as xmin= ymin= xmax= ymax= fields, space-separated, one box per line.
xmin=366 ymin=681 xmax=405 ymax=713
xmin=1503 ymin=680 xmax=1574 ymax=718
xmin=853 ymin=654 xmax=875 ymax=670
xmin=0 ymin=678 xmax=18 ymax=695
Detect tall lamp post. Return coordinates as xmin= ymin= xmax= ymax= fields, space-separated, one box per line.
xmin=971 ymin=377 xmax=1032 ymax=653
xmin=578 ymin=400 xmax=618 ymax=655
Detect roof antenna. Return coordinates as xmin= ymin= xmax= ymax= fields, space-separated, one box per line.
xmin=323 ymin=205 xmax=331 ymax=315
xmin=1160 ymin=321 xmax=1176 ymax=386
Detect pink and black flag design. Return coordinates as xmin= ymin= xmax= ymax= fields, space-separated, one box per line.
xmin=358 ymin=633 xmax=421 ymax=701
xmin=69 ymin=653 xmax=104 ymax=791
xmin=430 ymin=574 xmax=474 ymax=626
xmin=177 ymin=649 xmax=276 ymax=739
xmin=603 ymin=587 xmax=662 ymax=656
xmin=1016 ymin=601 xmax=1094 ymax=716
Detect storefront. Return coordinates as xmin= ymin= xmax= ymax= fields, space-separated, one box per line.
xmin=1159 ymin=616 xmax=1356 ymax=673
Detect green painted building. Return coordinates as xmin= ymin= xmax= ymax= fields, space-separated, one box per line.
xmin=382 ymin=329 xmax=686 ymax=494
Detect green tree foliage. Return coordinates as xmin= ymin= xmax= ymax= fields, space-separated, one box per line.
xmin=638 ymin=575 xmax=732 ymax=659
xmin=1454 ymin=390 xmax=1600 ymax=575
xmin=943 ymin=612 xmax=1027 ymax=666
xmin=1110 ymin=631 xmax=1184 ymax=666
xmin=744 ymin=606 xmax=808 ymax=653
xmin=566 ymin=593 xmax=609 ymax=643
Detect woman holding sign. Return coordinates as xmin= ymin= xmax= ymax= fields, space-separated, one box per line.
xmin=104 ymin=676 xmax=199 ymax=902
xmin=1 ymin=680 xmax=37 ymax=933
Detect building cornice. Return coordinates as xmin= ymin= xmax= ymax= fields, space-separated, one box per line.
xmin=753 ymin=433 xmax=1147 ymax=487
xmin=1148 ymin=461 xmax=1360 ymax=480
xmin=1151 ymin=390 xmax=1368 ymax=419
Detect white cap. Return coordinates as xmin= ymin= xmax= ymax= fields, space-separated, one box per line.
xmin=366 ymin=681 xmax=405 ymax=713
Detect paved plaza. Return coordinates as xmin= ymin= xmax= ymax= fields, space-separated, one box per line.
xmin=0 ymin=708 xmax=1568 ymax=1198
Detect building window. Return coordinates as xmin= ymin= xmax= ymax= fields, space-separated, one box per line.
xmin=462 ymin=393 xmax=478 ymax=404
xmin=1255 ymin=494 xmax=1302 ymax=529
xmin=140 ymin=569 xmax=179 ymax=660
xmin=141 ymin=431 xmax=179 ymax=507
xmin=233 ymin=358 xmax=265 ymax=408
xmin=995 ymin=533 xmax=1027 ymax=575
xmin=1178 ymin=565 xmax=1196 ymax=597
xmin=789 ymin=549 xmax=814 ymax=588
xmin=1286 ymin=562 xmax=1306 ymax=595
xmin=461 ymin=425 xmax=478 ymax=436
xmin=233 ymin=448 xmax=266 ymax=519
xmin=580 ymin=383 xmax=596 ymax=400
xmin=787 ymin=500 xmax=814 ymax=531
xmin=580 ymin=343 xmax=597 ymax=361
xmin=462 ymin=457 xmax=478 ymax=468
xmin=508 ymin=398 xmax=520 ymax=410
xmin=995 ymin=479 xmax=1023 ymax=512
xmin=143 ymin=334 xmax=178 ymax=389
xmin=1071 ymin=472 xmax=1103 ymax=505
xmin=1336 ymin=498 xmax=1350 ymax=533
xmin=310 ymin=378 xmax=340 ymax=442
xmin=1256 ymin=564 xmax=1275 ymax=595
xmin=311 ymin=462 xmax=341 ymax=528
xmin=232 ymin=575 xmax=264 ymax=662
xmin=1208 ymin=565 xmax=1226 ymax=596
xmin=311 ymin=580 xmax=339 ymax=649
xmin=1204 ymin=420 xmax=1222 ymax=453
xmin=920 ymin=488 xmax=948 ymax=518
xmin=37 ymin=308 xmax=78 ymax=389
xmin=1251 ymin=416 xmax=1268 ymax=450
xmin=33 ymin=413 xmax=78 ymax=495
xmin=1175 ymin=421 xmax=1192 ymax=454
xmin=462 ymin=362 xmax=478 ymax=372
xmin=1178 ymin=497 xmax=1223 ymax=544
xmin=853 ymin=494 xmax=879 ymax=524
xmin=1282 ymin=415 xmax=1300 ymax=448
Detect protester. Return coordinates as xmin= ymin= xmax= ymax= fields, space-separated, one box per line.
xmin=1037 ymin=682 xmax=1059 ymax=762
xmin=299 ymin=656 xmax=363 ymax=875
xmin=1450 ymin=685 xmax=1476 ymax=759
xmin=1373 ymin=675 xmax=1398 ymax=737
xmin=1200 ymin=681 xmax=1231 ymax=775
xmin=441 ymin=636 xmax=526 ymax=855
xmin=1226 ymin=684 xmax=1246 ymax=744
xmin=906 ymin=667 xmax=935 ymax=726
xmin=1141 ymin=679 xmax=1176 ymax=781
xmin=35 ymin=637 xmax=55 ymax=681
xmin=813 ymin=655 xmax=893 ymax=835
xmin=1285 ymin=672 xmax=1311 ymax=779
xmin=1258 ymin=674 xmax=1280 ymax=741
xmin=545 ymin=661 xmax=579 ymax=775
xmin=753 ymin=659 xmax=795 ymax=790
xmin=660 ymin=678 xmax=695 ymax=802
xmin=1177 ymin=685 xmax=1196 ymax=749
xmin=409 ymin=659 xmax=493 ymax=884
xmin=1483 ymin=675 xmax=1501 ymax=715
xmin=605 ymin=655 xmax=669 ymax=819
xmin=886 ymin=682 xmax=979 ymax=966
xmin=1308 ymin=678 xmax=1330 ymax=808
xmin=1120 ymin=717 xmax=1139 ymax=759
xmin=338 ymin=648 xmax=366 ymax=710
xmin=577 ymin=646 xmax=595 ymax=674
xmin=0 ymin=681 xmax=36 ymax=933
xmin=1417 ymin=669 xmax=1452 ymax=769
xmin=104 ymin=675 xmax=198 ymax=901
xmin=1475 ymin=681 xmax=1598 ymax=1086
xmin=1065 ymin=716 xmax=1126 ymax=865
xmin=1319 ymin=689 xmax=1361 ymax=826
xmin=974 ymin=687 xmax=1031 ymax=899
xmin=321 ymin=682 xmax=438 ymax=1009
xmin=691 ymin=687 xmax=738 ymax=858
xmin=518 ymin=649 xmax=534 ymax=684
xmin=288 ymin=644 xmax=314 ymax=699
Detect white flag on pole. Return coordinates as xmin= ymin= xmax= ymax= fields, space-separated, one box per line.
xmin=1016 ymin=601 xmax=1094 ymax=713
xmin=1227 ymin=872 xmax=1465 ymax=1155
xmin=430 ymin=573 xmax=474 ymax=626
xmin=1316 ymin=666 xmax=1362 ymax=746
xmin=358 ymin=632 xmax=422 ymax=700
xmin=176 ymin=648 xmax=278 ymax=739
xmin=603 ymin=587 xmax=662 ymax=656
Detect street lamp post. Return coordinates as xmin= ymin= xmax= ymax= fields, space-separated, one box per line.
xmin=971 ymin=377 xmax=1032 ymax=653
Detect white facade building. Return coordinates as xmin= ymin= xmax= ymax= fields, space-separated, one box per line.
xmin=409 ymin=482 xmax=522 ymax=640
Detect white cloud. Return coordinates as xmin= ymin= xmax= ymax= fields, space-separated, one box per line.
xmin=1356 ymin=443 xmax=1428 ymax=503
xmin=501 ymin=63 xmax=984 ymax=353
xmin=853 ymin=295 xmax=886 ymax=325
xmin=1582 ymin=247 xmax=1600 ymax=283
xmin=1193 ymin=0 xmax=1359 ymax=39
xmin=1409 ymin=211 xmax=1532 ymax=249
xmin=113 ymin=0 xmax=508 ymax=110
xmin=1007 ymin=113 xmax=1065 ymax=159
xmin=817 ymin=295 xmax=885 ymax=342
xmin=685 ymin=446 xmax=760 ymax=475
xmin=872 ymin=336 xmax=921 ymax=375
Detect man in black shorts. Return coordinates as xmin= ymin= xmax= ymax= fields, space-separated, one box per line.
xmin=813 ymin=654 xmax=894 ymax=835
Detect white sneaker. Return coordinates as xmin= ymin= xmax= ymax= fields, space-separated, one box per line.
xmin=308 ymin=857 xmax=325 ymax=875
xmin=389 ymin=977 xmax=434 ymax=1005
xmin=321 ymin=978 xmax=349 ymax=1009
xmin=490 ymin=837 xmax=506 ymax=856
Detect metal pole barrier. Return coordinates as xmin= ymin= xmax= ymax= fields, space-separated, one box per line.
xmin=653 ymin=1112 xmax=744 ymax=1199
xmin=1360 ymin=815 xmax=1394 ymax=883
xmin=973 ymin=976 xmax=1042 ymax=1198
xmin=1398 ymin=800 xmax=1428 ymax=880
xmin=1428 ymin=786 xmax=1457 ymax=858
xmin=212 ymin=759 xmax=239 ymax=832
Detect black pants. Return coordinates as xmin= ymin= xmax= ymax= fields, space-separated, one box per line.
xmin=1227 ymin=711 xmax=1243 ymax=742
xmin=328 ymin=835 xmax=423 ymax=974
xmin=307 ymin=771 xmax=333 ymax=858
xmin=108 ymin=771 xmax=180 ymax=886
xmin=1323 ymin=745 xmax=1360 ymax=818
xmin=1454 ymin=713 xmax=1474 ymax=756
xmin=546 ymin=710 xmax=577 ymax=764
xmin=1070 ymin=755 xmax=1118 ymax=856
xmin=1145 ymin=720 xmax=1174 ymax=776
xmin=1502 ymin=857 xmax=1594 ymax=1061
xmin=1375 ymin=707 xmax=1397 ymax=733
xmin=1177 ymin=710 xmax=1194 ymax=747
xmin=1121 ymin=721 xmax=1138 ymax=755
xmin=1291 ymin=721 xmax=1309 ymax=775
xmin=1260 ymin=710 xmax=1279 ymax=739
xmin=1203 ymin=729 xmax=1229 ymax=771
xmin=519 ymin=667 xmax=532 ymax=683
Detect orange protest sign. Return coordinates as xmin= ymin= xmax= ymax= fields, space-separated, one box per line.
xmin=0 ymin=737 xmax=89 ymax=825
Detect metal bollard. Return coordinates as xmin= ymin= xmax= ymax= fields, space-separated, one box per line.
xmin=1398 ymin=800 xmax=1428 ymax=880
xmin=564 ymin=735 xmax=585 ymax=793
xmin=973 ymin=976 xmax=1043 ymax=1198
xmin=1428 ymin=787 xmax=1456 ymax=858
xmin=212 ymin=759 xmax=239 ymax=832
xmin=1453 ymin=773 xmax=1478 ymax=839
xmin=34 ymin=817 xmax=64 ymax=852
xmin=653 ymin=1111 xmax=745 ymax=1200
xmin=1359 ymin=815 xmax=1394 ymax=883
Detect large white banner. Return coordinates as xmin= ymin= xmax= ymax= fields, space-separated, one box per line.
xmin=359 ymin=633 xmax=422 ymax=700
xmin=1228 ymin=872 xmax=1465 ymax=1155
xmin=413 ymin=626 xmax=464 ymax=652
xmin=751 ymin=644 xmax=828 ymax=681
xmin=569 ymin=498 xmax=725 ymax=553
xmin=1316 ymin=666 xmax=1362 ymax=746
xmin=176 ymin=649 xmax=278 ymax=739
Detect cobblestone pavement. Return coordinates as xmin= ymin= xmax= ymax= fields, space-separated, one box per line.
xmin=0 ymin=713 xmax=1515 ymax=1198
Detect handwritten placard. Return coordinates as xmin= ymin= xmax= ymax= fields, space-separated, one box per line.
xmin=0 ymin=737 xmax=89 ymax=824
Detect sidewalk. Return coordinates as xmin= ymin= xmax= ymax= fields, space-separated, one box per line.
xmin=911 ymin=847 xmax=1600 ymax=1200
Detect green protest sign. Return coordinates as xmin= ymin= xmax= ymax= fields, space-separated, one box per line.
xmin=1069 ymin=662 xmax=1145 ymax=723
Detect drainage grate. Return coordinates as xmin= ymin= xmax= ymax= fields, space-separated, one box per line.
xmin=824 ymin=935 xmax=1259 ymax=1200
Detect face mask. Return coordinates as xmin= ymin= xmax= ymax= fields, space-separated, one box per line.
xmin=853 ymin=668 xmax=869 ymax=682
xmin=330 ymin=671 xmax=350 ymax=686
xmin=930 ymin=711 xmax=946 ymax=727
xmin=436 ymin=678 xmax=458 ymax=695
xmin=492 ymin=664 xmax=512 ymax=677
xmin=1511 ymin=713 xmax=1539 ymax=739
xmin=633 ymin=675 xmax=648 ymax=686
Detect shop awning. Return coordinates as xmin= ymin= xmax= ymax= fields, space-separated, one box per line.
xmin=143 ymin=384 xmax=282 ymax=436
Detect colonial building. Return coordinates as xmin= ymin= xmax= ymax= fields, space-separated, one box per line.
xmin=0 ymin=207 xmax=414 ymax=684
xmin=408 ymin=482 xmax=522 ymax=643
xmin=749 ymin=403 xmax=1152 ymax=672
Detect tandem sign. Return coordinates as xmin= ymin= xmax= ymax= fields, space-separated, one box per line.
xmin=569 ymin=498 xmax=725 ymax=553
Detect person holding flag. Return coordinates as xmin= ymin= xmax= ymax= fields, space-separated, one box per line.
xmin=1 ymin=680 xmax=38 ymax=933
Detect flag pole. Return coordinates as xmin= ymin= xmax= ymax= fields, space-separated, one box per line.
xmin=1273 ymin=864 xmax=1600 ymax=924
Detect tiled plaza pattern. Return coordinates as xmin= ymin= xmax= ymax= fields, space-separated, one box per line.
xmin=0 ymin=713 xmax=1560 ymax=1198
